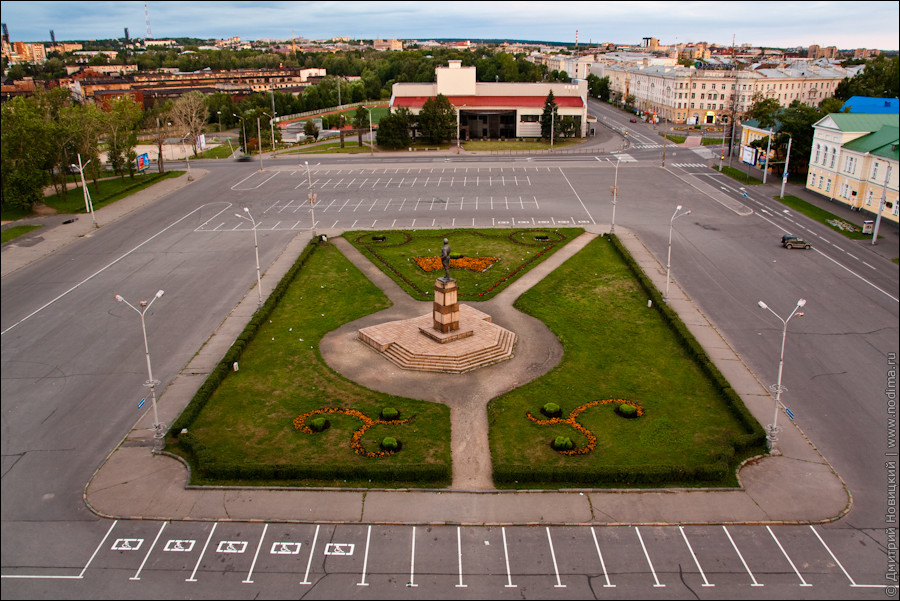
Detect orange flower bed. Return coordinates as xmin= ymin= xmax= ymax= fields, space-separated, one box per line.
xmin=293 ymin=407 xmax=411 ymax=458
xmin=526 ymin=399 xmax=645 ymax=455
xmin=412 ymin=256 xmax=499 ymax=273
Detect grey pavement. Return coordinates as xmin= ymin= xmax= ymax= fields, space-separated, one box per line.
xmin=2 ymin=155 xmax=873 ymax=527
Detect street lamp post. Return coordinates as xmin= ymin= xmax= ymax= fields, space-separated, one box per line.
xmin=233 ymin=113 xmax=247 ymax=156
xmin=72 ymin=153 xmax=98 ymax=228
xmin=364 ymin=106 xmax=374 ymax=156
xmin=235 ymin=208 xmax=263 ymax=308
xmin=779 ymin=135 xmax=793 ymax=199
xmin=217 ymin=110 xmax=222 ymax=133
xmin=757 ymin=298 xmax=807 ymax=455
xmin=262 ymin=111 xmax=276 ymax=157
xmin=256 ymin=117 xmax=264 ymax=171
xmin=665 ymin=204 xmax=691 ymax=301
xmin=114 ymin=290 xmax=166 ymax=452
xmin=304 ymin=161 xmax=316 ymax=238
xmin=179 ymin=133 xmax=193 ymax=181
xmin=606 ymin=157 xmax=622 ymax=234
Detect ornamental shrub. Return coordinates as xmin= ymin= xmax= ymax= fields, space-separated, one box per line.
xmin=381 ymin=437 xmax=400 ymax=451
xmin=616 ymin=403 xmax=638 ymax=418
xmin=380 ymin=407 xmax=400 ymax=420
xmin=552 ymin=436 xmax=574 ymax=450
xmin=310 ymin=417 xmax=329 ymax=432
xmin=541 ymin=402 xmax=562 ymax=417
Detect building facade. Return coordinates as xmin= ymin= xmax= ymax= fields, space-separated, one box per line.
xmin=806 ymin=113 xmax=899 ymax=225
xmin=390 ymin=61 xmax=588 ymax=139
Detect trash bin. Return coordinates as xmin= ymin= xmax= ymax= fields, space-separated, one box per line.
xmin=862 ymin=220 xmax=874 ymax=235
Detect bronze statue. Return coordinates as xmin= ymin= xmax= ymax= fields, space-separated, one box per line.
xmin=440 ymin=238 xmax=453 ymax=281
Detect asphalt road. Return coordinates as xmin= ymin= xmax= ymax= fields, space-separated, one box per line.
xmin=2 ymin=109 xmax=898 ymax=599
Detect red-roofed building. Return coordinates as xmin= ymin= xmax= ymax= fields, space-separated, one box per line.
xmin=390 ymin=61 xmax=589 ymax=139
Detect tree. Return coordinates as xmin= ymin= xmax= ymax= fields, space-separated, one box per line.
xmin=104 ymin=96 xmax=143 ymax=178
xmin=835 ymin=54 xmax=900 ymax=100
xmin=169 ymin=91 xmax=208 ymax=156
xmin=540 ymin=91 xmax=559 ymax=141
xmin=303 ymin=119 xmax=320 ymax=140
xmin=1 ymin=96 xmax=55 ymax=210
xmin=746 ymin=93 xmax=782 ymax=128
xmin=777 ymin=100 xmax=824 ymax=174
xmin=352 ymin=106 xmax=370 ymax=130
xmin=145 ymin=101 xmax=174 ymax=173
xmin=376 ymin=107 xmax=413 ymax=149
xmin=586 ymin=74 xmax=611 ymax=101
xmin=417 ymin=94 xmax=456 ymax=145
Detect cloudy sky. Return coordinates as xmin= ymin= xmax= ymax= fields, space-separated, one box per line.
xmin=2 ymin=1 xmax=898 ymax=50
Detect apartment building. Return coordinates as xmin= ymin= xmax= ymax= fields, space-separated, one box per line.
xmin=806 ymin=113 xmax=899 ymax=224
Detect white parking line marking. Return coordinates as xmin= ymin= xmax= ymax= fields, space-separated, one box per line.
xmin=79 ymin=520 xmax=118 ymax=579
xmin=635 ymin=527 xmax=665 ymax=587
xmin=722 ymin=526 xmax=763 ymax=586
xmin=502 ymin=527 xmax=517 ymax=588
xmin=130 ymin=522 xmax=167 ymax=581
xmin=590 ymin=527 xmax=615 ymax=587
xmin=679 ymin=526 xmax=714 ymax=587
xmin=357 ymin=525 xmax=371 ymax=586
xmin=546 ymin=527 xmax=566 ymax=588
xmin=243 ymin=524 xmax=268 ymax=584
xmin=187 ymin=523 xmax=217 ymax=582
xmin=456 ymin=526 xmax=467 ymax=588
xmin=300 ymin=525 xmax=319 ymax=585
xmin=809 ymin=525 xmax=874 ymax=587
xmin=767 ymin=526 xmax=812 ymax=586
xmin=407 ymin=526 xmax=418 ymax=587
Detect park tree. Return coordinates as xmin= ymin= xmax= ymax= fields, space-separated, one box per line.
xmin=417 ymin=94 xmax=456 ymax=145
xmin=304 ymin=119 xmax=320 ymax=140
xmin=835 ymin=54 xmax=900 ymax=100
xmin=586 ymin=73 xmax=611 ymax=101
xmin=746 ymin=93 xmax=782 ymax=128
xmin=540 ymin=91 xmax=559 ymax=141
xmin=352 ymin=106 xmax=370 ymax=130
xmin=0 ymin=96 xmax=55 ymax=210
xmin=104 ymin=96 xmax=143 ymax=178
xmin=170 ymin=91 xmax=208 ymax=156
xmin=376 ymin=107 xmax=413 ymax=150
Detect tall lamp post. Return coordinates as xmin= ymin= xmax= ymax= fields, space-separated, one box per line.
xmin=114 ymin=290 xmax=166 ymax=452
xmin=606 ymin=157 xmax=622 ymax=234
xmin=757 ymin=298 xmax=807 ymax=455
xmin=665 ymin=205 xmax=691 ymax=301
xmin=304 ymin=161 xmax=317 ymax=238
xmin=262 ymin=111 xmax=276 ymax=157
xmin=364 ymin=106 xmax=375 ymax=156
xmin=179 ymin=133 xmax=193 ymax=181
xmin=233 ymin=113 xmax=247 ymax=155
xmin=256 ymin=117 xmax=264 ymax=171
xmin=235 ymin=208 xmax=263 ymax=308
xmin=71 ymin=153 xmax=98 ymax=228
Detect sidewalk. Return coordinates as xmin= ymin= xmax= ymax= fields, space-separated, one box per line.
xmin=2 ymin=158 xmax=854 ymax=526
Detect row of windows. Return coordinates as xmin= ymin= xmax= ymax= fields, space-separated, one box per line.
xmin=808 ymin=172 xmax=899 ymax=215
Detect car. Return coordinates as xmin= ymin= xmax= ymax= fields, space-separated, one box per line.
xmin=783 ymin=236 xmax=811 ymax=250
xmin=235 ymin=155 xmax=252 ymax=162
xmin=781 ymin=234 xmax=798 ymax=246
xmin=630 ymin=118 xmax=638 ymax=123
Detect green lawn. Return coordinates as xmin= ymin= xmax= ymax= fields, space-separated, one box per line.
xmin=1 ymin=224 xmax=42 ymax=244
xmin=776 ymin=195 xmax=878 ymax=240
xmin=488 ymin=235 xmax=764 ymax=487
xmin=716 ymin=164 xmax=763 ymax=185
xmin=345 ymin=228 xmax=584 ymax=301
xmin=462 ymin=138 xmax=583 ymax=151
xmin=174 ymin=241 xmax=452 ymax=487
xmin=41 ymin=171 xmax=184 ymax=214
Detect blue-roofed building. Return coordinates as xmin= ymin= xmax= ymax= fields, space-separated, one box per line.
xmin=840 ymin=96 xmax=900 ymax=114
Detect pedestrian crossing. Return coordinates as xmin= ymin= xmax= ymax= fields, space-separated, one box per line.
xmin=610 ymin=153 xmax=637 ymax=162
xmin=670 ymin=162 xmax=709 ymax=168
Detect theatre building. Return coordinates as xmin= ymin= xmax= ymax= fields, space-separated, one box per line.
xmin=390 ymin=60 xmax=589 ymax=139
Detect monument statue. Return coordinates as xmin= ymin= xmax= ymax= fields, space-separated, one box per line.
xmin=440 ymin=238 xmax=453 ymax=281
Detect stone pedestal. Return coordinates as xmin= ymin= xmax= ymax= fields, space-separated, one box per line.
xmin=433 ymin=278 xmax=460 ymax=333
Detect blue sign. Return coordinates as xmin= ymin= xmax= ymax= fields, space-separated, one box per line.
xmin=138 ymin=398 xmax=146 ymax=409
xmin=785 ymin=407 xmax=794 ymax=420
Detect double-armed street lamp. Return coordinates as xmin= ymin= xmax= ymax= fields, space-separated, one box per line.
xmin=665 ymin=205 xmax=691 ymax=301
xmin=115 ymin=290 xmax=166 ymax=452
xmin=304 ymin=161 xmax=316 ymax=238
xmin=606 ymin=157 xmax=622 ymax=234
xmin=262 ymin=111 xmax=277 ymax=158
xmin=364 ymin=106 xmax=375 ymax=156
xmin=756 ymin=298 xmax=807 ymax=455
xmin=235 ymin=207 xmax=263 ymax=308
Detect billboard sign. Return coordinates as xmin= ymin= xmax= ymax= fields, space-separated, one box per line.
xmin=740 ymin=145 xmax=758 ymax=166
xmin=136 ymin=152 xmax=150 ymax=172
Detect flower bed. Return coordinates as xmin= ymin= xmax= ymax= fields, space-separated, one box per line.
xmin=412 ymin=255 xmax=499 ymax=273
xmin=526 ymin=399 xmax=645 ymax=455
xmin=294 ymin=407 xmax=412 ymax=458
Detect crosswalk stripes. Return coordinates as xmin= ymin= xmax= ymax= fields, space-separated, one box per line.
xmin=670 ymin=163 xmax=709 ymax=168
xmin=610 ymin=153 xmax=637 ymax=162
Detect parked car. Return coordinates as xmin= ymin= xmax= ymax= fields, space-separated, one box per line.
xmin=630 ymin=118 xmax=638 ymax=123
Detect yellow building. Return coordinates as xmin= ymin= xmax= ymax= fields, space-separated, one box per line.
xmin=806 ymin=113 xmax=899 ymax=225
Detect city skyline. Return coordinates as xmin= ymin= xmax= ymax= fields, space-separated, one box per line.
xmin=1 ymin=0 xmax=898 ymax=51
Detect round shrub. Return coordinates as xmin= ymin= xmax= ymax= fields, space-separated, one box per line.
xmin=380 ymin=407 xmax=400 ymax=420
xmin=309 ymin=417 xmax=329 ymax=432
xmin=552 ymin=436 xmax=574 ymax=451
xmin=616 ymin=403 xmax=639 ymax=418
xmin=380 ymin=436 xmax=400 ymax=451
xmin=541 ymin=402 xmax=562 ymax=418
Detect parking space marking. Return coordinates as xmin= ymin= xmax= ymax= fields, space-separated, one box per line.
xmin=186 ymin=523 xmax=217 ymax=582
xmin=546 ymin=527 xmax=566 ymax=588
xmin=130 ymin=522 xmax=167 ymax=581
xmin=407 ymin=526 xmax=418 ymax=588
xmin=722 ymin=526 xmax=763 ymax=586
xmin=590 ymin=527 xmax=615 ymax=588
xmin=357 ymin=525 xmax=371 ymax=587
xmin=164 ymin=539 xmax=195 ymax=552
xmin=300 ymin=524 xmax=319 ymax=585
xmin=456 ymin=526 xmax=467 ymax=588
xmin=501 ymin=527 xmax=517 ymax=588
xmin=767 ymin=526 xmax=812 ymax=587
xmin=635 ymin=527 xmax=665 ymax=588
xmin=680 ymin=527 xmax=714 ymax=587
xmin=242 ymin=524 xmax=267 ymax=584
xmin=112 ymin=538 xmax=143 ymax=551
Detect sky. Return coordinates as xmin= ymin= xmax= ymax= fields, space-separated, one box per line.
xmin=2 ymin=1 xmax=898 ymax=50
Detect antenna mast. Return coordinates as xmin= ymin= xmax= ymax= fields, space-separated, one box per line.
xmin=145 ymin=1 xmax=152 ymax=38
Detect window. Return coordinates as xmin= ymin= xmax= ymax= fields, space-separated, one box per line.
xmin=814 ymin=144 xmax=820 ymax=164
xmin=825 ymin=178 xmax=832 ymax=192
xmin=873 ymin=163 xmax=879 ymax=180
xmin=866 ymin=190 xmax=874 ymax=206
xmin=830 ymin=149 xmax=836 ymax=168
